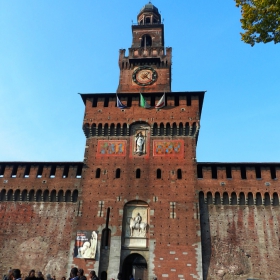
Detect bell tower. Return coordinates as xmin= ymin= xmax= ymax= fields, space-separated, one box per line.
xmin=117 ymin=2 xmax=172 ymax=93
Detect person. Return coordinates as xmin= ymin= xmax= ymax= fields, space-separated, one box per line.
xmin=61 ymin=277 xmax=66 ymax=280
xmin=129 ymin=275 xmax=134 ymax=280
xmin=77 ymin=270 xmax=86 ymax=280
xmin=46 ymin=275 xmax=52 ymax=280
xmin=70 ymin=268 xmax=79 ymax=280
xmin=11 ymin=270 xmax=21 ymax=280
xmin=4 ymin=269 xmax=13 ymax=280
xmin=89 ymin=271 xmax=98 ymax=280
xmin=134 ymin=212 xmax=142 ymax=228
xmin=37 ymin=272 xmax=44 ymax=280
xmin=25 ymin=271 xmax=36 ymax=280
xmin=136 ymin=132 xmax=144 ymax=153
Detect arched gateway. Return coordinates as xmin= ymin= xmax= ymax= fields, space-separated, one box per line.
xmin=122 ymin=253 xmax=147 ymax=280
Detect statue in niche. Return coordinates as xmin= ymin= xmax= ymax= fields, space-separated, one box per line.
xmin=127 ymin=212 xmax=148 ymax=237
xmin=135 ymin=131 xmax=145 ymax=154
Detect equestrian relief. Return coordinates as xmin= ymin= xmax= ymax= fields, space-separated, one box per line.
xmin=128 ymin=213 xmax=148 ymax=237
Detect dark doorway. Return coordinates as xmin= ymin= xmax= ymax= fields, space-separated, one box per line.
xmin=122 ymin=253 xmax=147 ymax=280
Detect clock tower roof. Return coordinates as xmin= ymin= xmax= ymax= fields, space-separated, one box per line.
xmin=138 ymin=2 xmax=161 ymax=24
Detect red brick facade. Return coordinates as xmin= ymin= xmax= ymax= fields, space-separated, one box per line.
xmin=1 ymin=3 xmax=280 ymax=280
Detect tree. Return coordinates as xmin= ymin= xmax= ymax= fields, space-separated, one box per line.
xmin=235 ymin=0 xmax=280 ymax=46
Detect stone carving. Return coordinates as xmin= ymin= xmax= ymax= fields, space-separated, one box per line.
xmin=127 ymin=212 xmax=148 ymax=237
xmin=132 ymin=124 xmax=150 ymax=156
xmin=136 ymin=132 xmax=145 ymax=153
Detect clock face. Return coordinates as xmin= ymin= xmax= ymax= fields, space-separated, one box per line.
xmin=132 ymin=66 xmax=158 ymax=86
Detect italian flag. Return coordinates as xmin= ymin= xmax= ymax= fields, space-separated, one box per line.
xmin=155 ymin=93 xmax=165 ymax=109
xmin=140 ymin=93 xmax=151 ymax=109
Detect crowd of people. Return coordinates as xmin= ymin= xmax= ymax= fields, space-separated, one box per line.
xmin=2 ymin=269 xmax=151 ymax=280
xmin=2 ymin=268 xmax=99 ymax=280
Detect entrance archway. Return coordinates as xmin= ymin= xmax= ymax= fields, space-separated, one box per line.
xmin=122 ymin=253 xmax=147 ymax=280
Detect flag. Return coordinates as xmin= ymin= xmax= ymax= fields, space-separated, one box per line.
xmin=116 ymin=95 xmax=127 ymax=109
xmin=140 ymin=93 xmax=151 ymax=109
xmin=155 ymin=93 xmax=165 ymax=109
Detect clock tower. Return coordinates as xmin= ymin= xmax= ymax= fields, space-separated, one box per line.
xmin=117 ymin=2 xmax=172 ymax=93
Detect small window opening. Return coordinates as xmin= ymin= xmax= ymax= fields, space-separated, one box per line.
xmin=104 ymin=97 xmax=109 ymax=107
xmin=256 ymin=192 xmax=262 ymax=205
xmin=231 ymin=192 xmax=237 ymax=205
xmin=65 ymin=190 xmax=71 ymax=202
xmin=76 ymin=164 xmax=83 ymax=178
xmin=7 ymin=189 xmax=13 ymax=201
xmin=116 ymin=123 xmax=121 ymax=136
xmin=141 ymin=34 xmax=152 ymax=47
xmin=197 ymin=165 xmax=203 ymax=178
xmin=187 ymin=95 xmax=191 ymax=106
xmin=92 ymin=124 xmax=97 ymax=136
xmin=50 ymin=165 xmax=56 ymax=178
xmin=110 ymin=124 xmax=115 ymax=136
xmin=11 ymin=165 xmax=18 ymax=178
xmin=226 ymin=166 xmax=232 ymax=179
xmin=92 ymin=97 xmax=98 ymax=107
xmin=0 ymin=165 xmax=5 ymax=177
xmin=215 ymin=192 xmax=221 ymax=205
xmin=22 ymin=190 xmax=27 ymax=201
xmin=98 ymin=124 xmax=102 ymax=136
xmin=223 ymin=192 xmax=229 ymax=205
xmin=185 ymin=123 xmax=190 ymax=136
xmin=14 ymin=189 xmax=20 ymax=201
xmin=72 ymin=190 xmax=78 ymax=202
xmin=172 ymin=123 xmax=177 ymax=136
xmin=273 ymin=193 xmax=279 ymax=206
xmin=37 ymin=165 xmax=43 ymax=178
xmin=24 ymin=165 xmax=31 ymax=178
xmin=174 ymin=95 xmax=179 ymax=106
xmin=160 ymin=123 xmax=164 ymax=136
xmin=166 ymin=123 xmax=171 ymax=135
xmin=123 ymin=123 xmax=128 ymax=136
xmin=116 ymin=168 xmax=121 ymax=178
xmin=270 ymin=166 xmax=276 ymax=179
xmin=211 ymin=166 xmax=217 ymax=179
xmin=240 ymin=166 xmax=247 ymax=179
xmin=62 ymin=165 xmax=69 ymax=178
xmin=177 ymin=169 xmax=182 ymax=179
xmin=248 ymin=192 xmax=254 ymax=205
xmin=50 ymin=190 xmax=56 ymax=202
xmin=96 ymin=168 xmax=101 ymax=178
xmin=255 ymin=166 xmax=261 ymax=179
xmin=104 ymin=124 xmax=109 ymax=136
xmin=179 ymin=123 xmax=183 ymax=136
xmin=29 ymin=190 xmax=35 ymax=202
xmin=207 ymin=192 xmax=213 ymax=204
xmin=239 ymin=192 xmax=245 ymax=205
xmin=157 ymin=169 xmax=161 ymax=179
xmin=43 ymin=190 xmax=49 ymax=202
xmin=136 ymin=168 xmax=141 ymax=178
xmin=264 ymin=193 xmax=270 ymax=206
xmin=153 ymin=123 xmax=158 ymax=136
xmin=150 ymin=96 xmax=155 ymax=106
xmin=36 ymin=190 xmax=42 ymax=202
xmin=58 ymin=190 xmax=64 ymax=202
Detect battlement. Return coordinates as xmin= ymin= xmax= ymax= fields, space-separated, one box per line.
xmin=197 ymin=162 xmax=280 ymax=180
xmin=0 ymin=161 xmax=84 ymax=179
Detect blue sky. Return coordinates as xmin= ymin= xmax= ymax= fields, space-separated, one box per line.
xmin=0 ymin=0 xmax=279 ymax=162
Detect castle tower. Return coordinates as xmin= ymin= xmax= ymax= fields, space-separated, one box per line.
xmin=117 ymin=2 xmax=172 ymax=93
xmin=76 ymin=3 xmax=205 ymax=279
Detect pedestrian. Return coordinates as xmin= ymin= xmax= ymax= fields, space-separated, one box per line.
xmin=70 ymin=268 xmax=79 ymax=280
xmin=46 ymin=274 xmax=52 ymax=280
xmin=37 ymin=272 xmax=44 ymax=280
xmin=77 ymin=270 xmax=86 ymax=280
xmin=11 ymin=269 xmax=21 ymax=280
xmin=89 ymin=271 xmax=98 ymax=280
xmin=25 ymin=270 xmax=36 ymax=280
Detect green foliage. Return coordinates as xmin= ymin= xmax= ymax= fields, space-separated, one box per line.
xmin=235 ymin=0 xmax=280 ymax=46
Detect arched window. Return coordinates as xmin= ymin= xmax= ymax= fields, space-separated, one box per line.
xmin=231 ymin=192 xmax=237 ymax=205
xmin=14 ymin=189 xmax=20 ymax=201
xmin=160 ymin=123 xmax=164 ymax=136
xmin=96 ymin=168 xmax=101 ymax=178
xmin=58 ymin=190 xmax=64 ymax=202
xmin=172 ymin=123 xmax=177 ymax=136
xmin=157 ymin=169 xmax=161 ymax=179
xmin=116 ymin=168 xmax=121 ymax=178
xmin=22 ymin=189 xmax=28 ymax=201
xmin=104 ymin=124 xmax=108 ymax=136
xmin=65 ymin=190 xmax=71 ymax=202
xmin=36 ymin=190 xmax=42 ymax=202
xmin=7 ymin=189 xmax=13 ymax=201
xmin=98 ymin=124 xmax=102 ymax=136
xmin=141 ymin=34 xmax=152 ymax=47
xmin=256 ymin=192 xmax=262 ymax=205
xmin=177 ymin=169 xmax=182 ymax=179
xmin=92 ymin=124 xmax=96 ymax=136
xmin=199 ymin=191 xmax=205 ymax=206
xmin=29 ymin=190 xmax=35 ymax=202
xmin=43 ymin=190 xmax=49 ymax=202
xmin=185 ymin=122 xmax=190 ymax=136
xmin=192 ymin=122 xmax=197 ymax=136
xmin=273 ymin=193 xmax=279 ymax=206
xmin=215 ymin=192 xmax=221 ymax=205
xmin=179 ymin=122 xmax=183 ymax=136
xmin=83 ymin=123 xmax=90 ymax=138
xmin=0 ymin=189 xmax=6 ymax=201
xmin=264 ymin=192 xmax=270 ymax=206
xmin=166 ymin=123 xmax=171 ymax=136
xmin=50 ymin=190 xmax=56 ymax=202
xmin=248 ymin=192 xmax=254 ymax=205
xmin=110 ymin=124 xmax=115 ymax=136
xmin=153 ymin=123 xmax=158 ymax=136
xmin=72 ymin=189 xmax=78 ymax=202
xmin=136 ymin=168 xmax=141 ymax=178
xmin=239 ymin=192 xmax=245 ymax=205
xmin=123 ymin=123 xmax=128 ymax=136
xmin=223 ymin=192 xmax=229 ymax=205
xmin=207 ymin=192 xmax=213 ymax=204
xmin=116 ymin=123 xmax=121 ymax=136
